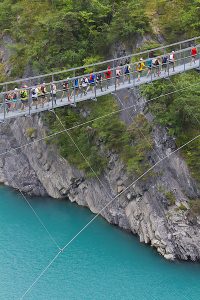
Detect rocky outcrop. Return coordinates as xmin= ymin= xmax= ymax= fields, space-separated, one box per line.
xmin=0 ymin=88 xmax=200 ymax=261
xmin=0 ymin=34 xmax=13 ymax=76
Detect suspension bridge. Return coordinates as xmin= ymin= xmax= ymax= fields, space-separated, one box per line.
xmin=0 ymin=36 xmax=200 ymax=122
xmin=1 ymin=36 xmax=200 ymax=299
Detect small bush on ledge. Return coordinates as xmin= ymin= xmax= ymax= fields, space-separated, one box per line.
xmin=190 ymin=200 xmax=200 ymax=216
xmin=26 ymin=127 xmax=36 ymax=138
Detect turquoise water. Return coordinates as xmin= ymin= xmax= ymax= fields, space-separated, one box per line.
xmin=0 ymin=186 xmax=200 ymax=300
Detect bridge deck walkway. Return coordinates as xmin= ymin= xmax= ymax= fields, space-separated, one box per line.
xmin=0 ymin=58 xmax=199 ymax=121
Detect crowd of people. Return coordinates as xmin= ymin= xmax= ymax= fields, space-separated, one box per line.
xmin=1 ymin=46 xmax=198 ymax=113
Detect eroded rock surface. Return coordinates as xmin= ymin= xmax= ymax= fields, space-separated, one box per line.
xmin=0 ymin=89 xmax=200 ymax=261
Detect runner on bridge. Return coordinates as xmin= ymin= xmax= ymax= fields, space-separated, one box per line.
xmin=169 ymin=51 xmax=175 ymax=72
xmin=61 ymin=79 xmax=71 ymax=103
xmin=116 ymin=66 xmax=121 ymax=87
xmin=191 ymin=46 xmax=198 ymax=65
xmin=105 ymin=66 xmax=112 ymax=89
xmin=31 ymin=86 xmax=39 ymax=109
xmin=81 ymin=76 xmax=89 ymax=96
xmin=96 ymin=73 xmax=103 ymax=91
xmin=124 ymin=64 xmax=131 ymax=83
xmin=162 ymin=55 xmax=168 ymax=73
xmin=20 ymin=86 xmax=28 ymax=111
xmin=136 ymin=58 xmax=145 ymax=81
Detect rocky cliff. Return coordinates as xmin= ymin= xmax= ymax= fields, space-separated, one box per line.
xmin=0 ymin=88 xmax=200 ymax=261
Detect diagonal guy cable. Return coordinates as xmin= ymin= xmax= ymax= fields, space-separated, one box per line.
xmin=19 ymin=79 xmax=200 ymax=298
xmin=20 ymin=132 xmax=200 ymax=299
xmin=1 ymin=81 xmax=200 ymax=159
xmin=19 ymin=249 xmax=62 ymax=300
xmin=17 ymin=186 xmax=61 ymax=251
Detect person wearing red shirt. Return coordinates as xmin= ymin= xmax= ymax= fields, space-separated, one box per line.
xmin=191 ymin=46 xmax=198 ymax=65
xmin=105 ymin=66 xmax=112 ymax=89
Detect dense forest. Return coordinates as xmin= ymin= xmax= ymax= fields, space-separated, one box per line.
xmin=1 ymin=0 xmax=200 ymax=79
xmin=0 ymin=0 xmax=200 ymax=190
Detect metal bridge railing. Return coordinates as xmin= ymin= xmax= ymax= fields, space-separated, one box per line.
xmin=0 ymin=36 xmax=200 ymax=89
xmin=0 ymin=42 xmax=200 ymax=121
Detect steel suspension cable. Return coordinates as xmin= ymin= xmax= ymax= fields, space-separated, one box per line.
xmin=20 ymin=76 xmax=200 ymax=298
xmin=1 ymin=80 xmax=200 ymax=159
xmin=19 ymin=132 xmax=200 ymax=299
xmin=17 ymin=187 xmax=61 ymax=251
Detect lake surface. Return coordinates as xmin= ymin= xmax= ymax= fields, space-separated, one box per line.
xmin=0 ymin=185 xmax=200 ymax=300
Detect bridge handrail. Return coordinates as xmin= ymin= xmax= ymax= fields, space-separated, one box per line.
xmin=1 ymin=44 xmax=197 ymax=95
xmin=0 ymin=50 xmax=197 ymax=97
xmin=52 ymin=46 xmax=199 ymax=83
xmin=0 ymin=36 xmax=200 ymax=88
xmin=0 ymin=49 xmax=197 ymax=96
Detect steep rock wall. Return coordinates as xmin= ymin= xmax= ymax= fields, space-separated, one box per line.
xmin=0 ymin=89 xmax=200 ymax=261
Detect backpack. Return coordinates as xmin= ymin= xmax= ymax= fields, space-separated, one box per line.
xmin=90 ymin=74 xmax=94 ymax=82
xmin=41 ymin=85 xmax=45 ymax=93
xmin=20 ymin=91 xmax=25 ymax=97
xmin=162 ymin=56 xmax=167 ymax=64
xmin=74 ymin=79 xmax=79 ymax=87
xmin=125 ymin=65 xmax=130 ymax=74
xmin=21 ymin=90 xmax=27 ymax=98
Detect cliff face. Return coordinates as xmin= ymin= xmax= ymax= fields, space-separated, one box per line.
xmin=0 ymin=89 xmax=200 ymax=261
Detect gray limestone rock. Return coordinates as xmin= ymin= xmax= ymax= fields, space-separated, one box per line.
xmin=0 ymin=88 xmax=200 ymax=262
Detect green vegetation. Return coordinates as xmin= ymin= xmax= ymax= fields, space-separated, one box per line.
xmin=154 ymin=0 xmax=200 ymax=42
xmin=1 ymin=0 xmax=200 ymax=184
xmin=0 ymin=0 xmax=149 ymax=80
xmin=0 ymin=64 xmax=6 ymax=82
xmin=178 ymin=203 xmax=188 ymax=211
xmin=1 ymin=0 xmax=200 ymax=80
xmin=26 ymin=127 xmax=36 ymax=138
xmin=142 ymin=71 xmax=200 ymax=184
xmin=44 ymin=95 xmax=152 ymax=177
xmin=190 ymin=199 xmax=200 ymax=216
xmin=165 ymin=191 xmax=176 ymax=206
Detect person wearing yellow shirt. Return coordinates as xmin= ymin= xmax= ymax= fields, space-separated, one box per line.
xmin=136 ymin=58 xmax=145 ymax=81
